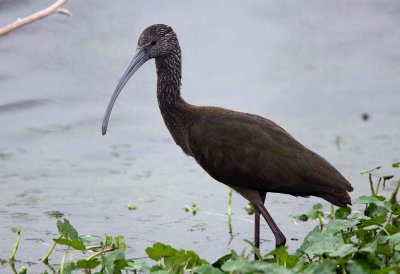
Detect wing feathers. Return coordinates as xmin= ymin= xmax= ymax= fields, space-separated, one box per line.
xmin=185 ymin=108 xmax=353 ymax=206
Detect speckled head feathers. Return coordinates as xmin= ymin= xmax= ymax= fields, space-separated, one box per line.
xmin=138 ymin=24 xmax=179 ymax=59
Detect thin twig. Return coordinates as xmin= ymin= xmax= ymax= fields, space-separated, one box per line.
xmin=0 ymin=0 xmax=70 ymax=37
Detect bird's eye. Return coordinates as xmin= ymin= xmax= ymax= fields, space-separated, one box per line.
xmin=151 ymin=40 xmax=156 ymax=46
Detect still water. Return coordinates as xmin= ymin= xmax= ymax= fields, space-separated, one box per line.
xmin=1 ymin=0 xmax=400 ymax=272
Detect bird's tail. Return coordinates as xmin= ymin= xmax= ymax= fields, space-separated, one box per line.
xmin=319 ymin=191 xmax=352 ymax=207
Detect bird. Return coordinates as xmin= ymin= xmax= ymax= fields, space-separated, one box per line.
xmin=102 ymin=24 xmax=353 ymax=254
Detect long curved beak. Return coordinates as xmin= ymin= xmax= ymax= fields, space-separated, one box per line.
xmin=102 ymin=48 xmax=149 ymax=135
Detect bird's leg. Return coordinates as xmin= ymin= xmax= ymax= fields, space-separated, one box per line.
xmin=254 ymin=208 xmax=260 ymax=250
xmin=254 ymin=192 xmax=266 ymax=260
xmin=254 ymin=202 xmax=286 ymax=248
xmin=231 ymin=187 xmax=285 ymax=250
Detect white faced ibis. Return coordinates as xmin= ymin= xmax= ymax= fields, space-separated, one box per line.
xmin=102 ymin=24 xmax=353 ymax=252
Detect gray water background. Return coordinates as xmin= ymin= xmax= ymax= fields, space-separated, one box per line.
xmin=1 ymin=0 xmax=400 ymax=272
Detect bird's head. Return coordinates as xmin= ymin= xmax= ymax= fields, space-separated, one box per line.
xmin=102 ymin=24 xmax=177 ymax=135
xmin=138 ymin=24 xmax=178 ymax=59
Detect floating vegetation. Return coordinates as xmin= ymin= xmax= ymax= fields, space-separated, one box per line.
xmin=245 ymin=202 xmax=254 ymax=216
xmin=1 ymin=163 xmax=400 ymax=273
xmin=9 ymin=226 xmax=24 ymax=261
xmin=44 ymin=210 xmax=64 ymax=219
xmin=127 ymin=203 xmax=138 ymax=211
xmin=184 ymin=202 xmax=198 ymax=216
xmin=0 ymin=153 xmax=12 ymax=161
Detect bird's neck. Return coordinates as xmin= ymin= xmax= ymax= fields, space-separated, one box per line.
xmin=155 ymin=53 xmax=190 ymax=148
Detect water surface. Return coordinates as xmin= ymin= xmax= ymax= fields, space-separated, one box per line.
xmin=1 ymin=1 xmax=400 ymax=272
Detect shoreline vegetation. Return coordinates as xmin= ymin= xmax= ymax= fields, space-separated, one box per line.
xmin=1 ymin=162 xmax=400 ymax=274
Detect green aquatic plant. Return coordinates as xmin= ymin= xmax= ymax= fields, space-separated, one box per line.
xmin=1 ymin=162 xmax=400 ymax=273
xmin=184 ymin=202 xmax=198 ymax=216
xmin=228 ymin=188 xmax=233 ymax=235
xmin=245 ymin=202 xmax=254 ymax=216
xmin=127 ymin=203 xmax=138 ymax=210
xmin=145 ymin=242 xmax=208 ymax=273
xmin=44 ymin=210 xmax=64 ymax=219
xmin=9 ymin=226 xmax=24 ymax=261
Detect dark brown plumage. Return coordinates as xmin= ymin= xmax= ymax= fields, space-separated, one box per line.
xmin=102 ymin=24 xmax=353 ymax=253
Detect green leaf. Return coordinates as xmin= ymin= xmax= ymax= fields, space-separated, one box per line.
xmin=361 ymin=224 xmax=379 ymax=231
xmin=195 ymin=264 xmax=223 ymax=274
xmin=335 ymin=207 xmax=351 ymax=219
xmin=114 ymin=235 xmax=126 ymax=251
xmin=186 ymin=250 xmax=208 ymax=268
xmin=212 ymin=253 xmax=232 ymax=268
xmin=266 ymin=246 xmax=289 ymax=266
xmin=221 ymin=253 xmax=252 ymax=272
xmin=391 ymin=203 xmax=400 ymax=215
xmin=361 ymin=214 xmax=386 ymax=227
xmin=360 ymin=166 xmax=381 ymax=174
xmin=382 ymin=175 xmax=394 ymax=181
xmin=392 ymin=162 xmax=400 ymax=168
xmin=162 ymin=245 xmax=176 ymax=257
xmin=389 ymin=181 xmax=400 ymax=204
xmin=346 ymin=254 xmax=377 ymax=274
xmin=150 ymin=269 xmax=168 ymax=274
xmin=326 ymin=219 xmax=353 ymax=233
xmin=126 ymin=260 xmax=150 ymax=272
xmin=376 ymin=243 xmax=393 ymax=256
xmin=18 ymin=266 xmax=27 ymax=274
xmin=102 ymin=249 xmax=126 ymax=273
xmin=57 ymin=219 xmax=78 ymax=240
xmin=356 ymin=195 xmax=381 ymax=204
xmin=146 ymin=245 xmax=162 ymax=261
xmin=360 ymin=239 xmax=378 ymax=253
xmin=245 ymin=202 xmax=254 ymax=215
xmin=385 ymin=223 xmax=400 ymax=235
xmin=328 ymin=244 xmax=358 ymax=258
xmin=292 ymin=214 xmax=308 ymax=222
xmin=145 ymin=242 xmax=176 ymax=261
xmin=10 ymin=226 xmax=24 ymax=234
xmin=285 ymin=255 xmax=300 ymax=269
xmin=308 ymin=203 xmax=323 ymax=219
xmin=297 ymin=226 xmax=343 ymax=256
xmin=365 ymin=203 xmax=387 ymax=219
xmin=305 ymin=258 xmax=337 ymax=274
xmin=389 ymin=232 xmax=400 ymax=245
xmin=383 ymin=201 xmax=392 ymax=211
xmin=63 ymin=261 xmax=76 ymax=274
xmin=76 ymin=258 xmax=101 ymax=269
xmin=53 ymin=238 xmax=71 ymax=245
xmin=70 ymin=239 xmax=85 ymax=250
xmin=164 ymin=249 xmax=187 ymax=268
xmin=376 ymin=235 xmax=389 ymax=244
xmin=53 ymin=238 xmax=85 ymax=250
xmin=127 ymin=203 xmax=137 ymax=210
xmin=244 ymin=239 xmax=263 ymax=260
xmin=105 ymin=234 xmax=113 ymax=246
xmin=184 ymin=202 xmax=198 ymax=216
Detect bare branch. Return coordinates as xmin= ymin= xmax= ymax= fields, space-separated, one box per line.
xmin=56 ymin=8 xmax=72 ymax=17
xmin=0 ymin=0 xmax=70 ymax=37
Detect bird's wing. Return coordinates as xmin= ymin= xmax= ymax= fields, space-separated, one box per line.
xmin=185 ymin=109 xmax=352 ymax=199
